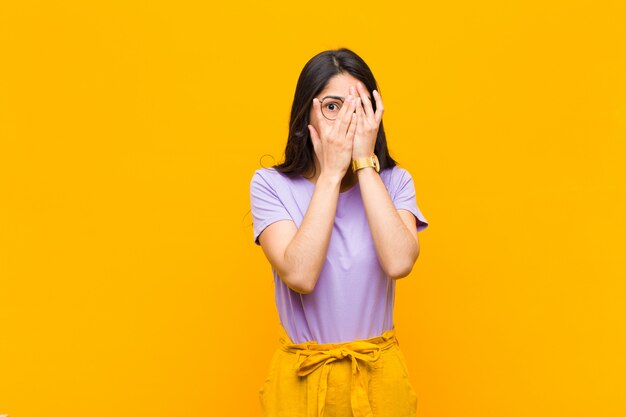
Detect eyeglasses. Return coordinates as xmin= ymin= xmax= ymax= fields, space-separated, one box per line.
xmin=318 ymin=95 xmax=345 ymax=120
xmin=317 ymin=93 xmax=374 ymax=120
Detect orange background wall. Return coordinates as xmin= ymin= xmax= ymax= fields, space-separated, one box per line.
xmin=1 ymin=1 xmax=624 ymax=416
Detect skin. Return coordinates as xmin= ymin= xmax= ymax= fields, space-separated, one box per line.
xmin=258 ymin=73 xmax=420 ymax=294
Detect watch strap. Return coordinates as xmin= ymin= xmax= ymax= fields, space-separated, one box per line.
xmin=352 ymin=154 xmax=380 ymax=173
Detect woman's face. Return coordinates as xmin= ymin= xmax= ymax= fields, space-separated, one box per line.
xmin=309 ymin=73 xmax=362 ymax=130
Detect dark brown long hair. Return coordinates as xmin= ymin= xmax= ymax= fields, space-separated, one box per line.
xmin=274 ymin=48 xmax=397 ymax=177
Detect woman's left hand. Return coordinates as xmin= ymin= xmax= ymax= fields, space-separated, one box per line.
xmin=351 ymin=82 xmax=384 ymax=160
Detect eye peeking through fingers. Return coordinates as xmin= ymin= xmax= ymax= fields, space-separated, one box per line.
xmin=320 ymin=96 xmax=345 ymax=121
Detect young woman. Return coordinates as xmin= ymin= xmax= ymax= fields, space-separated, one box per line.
xmin=250 ymin=48 xmax=429 ymax=417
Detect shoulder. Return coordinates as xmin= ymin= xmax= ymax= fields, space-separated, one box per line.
xmin=250 ymin=167 xmax=300 ymax=193
xmin=379 ymin=165 xmax=412 ymax=188
xmin=251 ymin=167 xmax=284 ymax=184
xmin=380 ymin=164 xmax=410 ymax=178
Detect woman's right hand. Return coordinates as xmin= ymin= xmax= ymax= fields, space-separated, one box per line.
xmin=307 ymin=94 xmax=359 ymax=180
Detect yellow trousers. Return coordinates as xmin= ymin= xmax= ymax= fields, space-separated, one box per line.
xmin=259 ymin=326 xmax=418 ymax=417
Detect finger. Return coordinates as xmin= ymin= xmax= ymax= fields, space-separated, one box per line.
xmin=356 ymin=82 xmax=375 ymax=121
xmin=332 ymin=93 xmax=353 ymax=128
xmin=308 ymin=124 xmax=320 ymax=147
xmin=311 ymin=97 xmax=324 ymax=123
xmin=373 ymin=89 xmax=384 ymax=124
xmin=347 ymin=113 xmax=358 ymax=141
xmin=355 ymin=96 xmax=365 ymax=130
xmin=337 ymin=95 xmax=356 ymax=136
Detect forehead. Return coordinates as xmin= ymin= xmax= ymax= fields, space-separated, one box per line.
xmin=319 ymin=73 xmax=360 ymax=96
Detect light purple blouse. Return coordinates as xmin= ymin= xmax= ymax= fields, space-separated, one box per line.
xmin=250 ymin=165 xmax=429 ymax=344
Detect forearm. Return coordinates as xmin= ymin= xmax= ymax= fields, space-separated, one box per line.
xmin=282 ymin=173 xmax=341 ymax=293
xmin=357 ymin=168 xmax=419 ymax=278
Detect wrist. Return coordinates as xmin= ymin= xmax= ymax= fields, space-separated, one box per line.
xmin=352 ymin=153 xmax=380 ymax=173
xmin=318 ymin=172 xmax=344 ymax=187
xmin=356 ymin=166 xmax=378 ymax=179
xmin=352 ymin=153 xmax=374 ymax=160
xmin=356 ymin=165 xmax=377 ymax=173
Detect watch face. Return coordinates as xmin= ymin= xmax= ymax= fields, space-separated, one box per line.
xmin=372 ymin=155 xmax=380 ymax=172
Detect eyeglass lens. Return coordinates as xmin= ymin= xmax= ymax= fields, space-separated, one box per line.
xmin=321 ymin=97 xmax=344 ymax=120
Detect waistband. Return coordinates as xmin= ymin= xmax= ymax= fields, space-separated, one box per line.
xmin=278 ymin=327 xmax=399 ymax=417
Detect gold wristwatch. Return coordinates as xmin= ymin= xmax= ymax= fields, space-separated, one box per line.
xmin=352 ymin=153 xmax=380 ymax=173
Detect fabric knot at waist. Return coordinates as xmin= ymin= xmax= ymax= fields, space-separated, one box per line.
xmin=279 ymin=328 xmax=399 ymax=417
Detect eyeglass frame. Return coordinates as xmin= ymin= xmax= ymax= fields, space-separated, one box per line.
xmin=317 ymin=95 xmax=345 ymax=120
xmin=315 ymin=94 xmax=374 ymax=120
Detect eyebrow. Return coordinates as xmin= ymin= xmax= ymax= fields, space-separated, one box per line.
xmin=321 ymin=95 xmax=345 ymax=101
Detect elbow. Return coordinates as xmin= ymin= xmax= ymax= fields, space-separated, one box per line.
xmin=280 ymin=271 xmax=317 ymax=295
xmin=386 ymin=245 xmax=420 ymax=280
xmin=386 ymin=262 xmax=414 ymax=280
xmin=290 ymin=281 xmax=315 ymax=295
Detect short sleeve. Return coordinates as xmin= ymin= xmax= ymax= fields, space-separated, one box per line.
xmin=250 ymin=170 xmax=294 ymax=245
xmin=392 ymin=167 xmax=429 ymax=232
